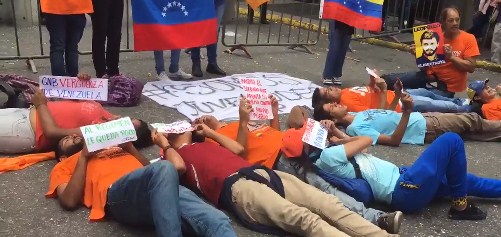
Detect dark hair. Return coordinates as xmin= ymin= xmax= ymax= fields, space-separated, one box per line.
xmin=313 ymin=103 xmax=332 ymax=121
xmin=132 ymin=119 xmax=154 ymax=149
xmin=55 ymin=138 xmax=84 ymax=162
xmin=192 ymin=131 xmax=206 ymax=143
xmin=420 ymin=30 xmax=440 ymax=43
xmin=439 ymin=7 xmax=460 ymax=23
xmin=312 ymin=88 xmax=323 ymax=107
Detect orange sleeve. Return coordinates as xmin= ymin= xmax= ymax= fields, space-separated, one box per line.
xmin=45 ymin=157 xmax=78 ymax=198
xmin=463 ymin=34 xmax=480 ymax=58
xmin=482 ymin=104 xmax=501 ymax=120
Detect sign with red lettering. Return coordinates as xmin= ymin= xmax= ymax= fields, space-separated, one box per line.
xmin=150 ymin=121 xmax=194 ymax=134
xmin=239 ymin=77 xmax=273 ymax=120
xmin=39 ymin=75 xmax=108 ymax=101
xmin=301 ymin=118 xmax=328 ymax=149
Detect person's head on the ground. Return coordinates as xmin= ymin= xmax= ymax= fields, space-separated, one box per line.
xmin=55 ymin=135 xmax=85 ymax=161
xmin=440 ymin=7 xmax=461 ymax=37
xmin=468 ymin=79 xmax=497 ymax=104
xmin=286 ymin=105 xmax=311 ymax=129
xmin=313 ymin=102 xmax=350 ymax=125
xmin=420 ymin=30 xmax=440 ymax=59
xmin=312 ymin=87 xmax=342 ymax=107
xmin=131 ymin=119 xmax=154 ymax=149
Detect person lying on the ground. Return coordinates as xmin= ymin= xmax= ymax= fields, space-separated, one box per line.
xmin=381 ymin=7 xmax=480 ymax=98
xmin=312 ymin=73 xmax=471 ymax=114
xmin=468 ymin=79 xmax=501 ymax=120
xmin=47 ymin=132 xmax=237 ymax=237
xmin=302 ymin=128 xmax=499 ymax=220
xmin=165 ymin=100 xmax=399 ymax=237
xmin=192 ymin=98 xmax=403 ymax=234
xmin=313 ymin=94 xmax=501 ymax=146
xmin=0 ymin=84 xmax=152 ymax=154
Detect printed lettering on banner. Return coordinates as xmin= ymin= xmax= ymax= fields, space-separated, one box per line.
xmin=80 ymin=117 xmax=137 ymax=152
xmin=39 ymin=75 xmax=108 ymax=101
xmin=239 ymin=77 xmax=273 ymax=120
xmin=151 ymin=121 xmax=194 ymax=134
xmin=301 ymin=118 xmax=328 ymax=149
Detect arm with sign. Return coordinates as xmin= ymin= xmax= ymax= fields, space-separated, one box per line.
xmin=269 ymin=95 xmax=280 ymax=131
xmin=388 ymin=79 xmax=403 ymax=111
xmin=152 ymin=130 xmax=186 ymax=174
xmin=196 ymin=124 xmax=245 ymax=156
xmin=236 ymin=97 xmax=251 ymax=158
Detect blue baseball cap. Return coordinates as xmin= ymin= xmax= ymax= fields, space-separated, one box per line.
xmin=467 ymin=79 xmax=489 ymax=99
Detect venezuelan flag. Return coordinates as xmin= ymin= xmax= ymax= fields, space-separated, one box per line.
xmin=320 ymin=0 xmax=384 ymax=32
xmin=132 ymin=0 xmax=218 ymax=51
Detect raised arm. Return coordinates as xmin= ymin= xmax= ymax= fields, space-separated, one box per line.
xmin=374 ymin=77 xmax=389 ymax=109
xmin=388 ymin=79 xmax=403 ymax=111
xmin=152 ymin=130 xmax=186 ymax=174
xmin=269 ymin=95 xmax=280 ymax=131
xmin=376 ymin=93 xmax=413 ymax=147
xmin=236 ymin=97 xmax=251 ymax=157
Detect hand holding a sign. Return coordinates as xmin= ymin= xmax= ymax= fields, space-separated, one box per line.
xmin=374 ymin=77 xmax=387 ymax=93
xmin=32 ymin=88 xmax=48 ymax=108
xmin=270 ymin=95 xmax=279 ymax=116
xmin=320 ymin=120 xmax=335 ymax=134
xmin=77 ymin=73 xmax=91 ymax=81
xmin=400 ymin=93 xmax=414 ymax=112
xmin=394 ymin=79 xmax=403 ymax=97
xmin=408 ymin=44 xmax=416 ymax=55
xmin=239 ymin=96 xmax=253 ymax=123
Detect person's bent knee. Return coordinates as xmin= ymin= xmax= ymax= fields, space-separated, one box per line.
xmin=147 ymin=161 xmax=178 ymax=181
xmin=438 ymin=132 xmax=462 ymax=143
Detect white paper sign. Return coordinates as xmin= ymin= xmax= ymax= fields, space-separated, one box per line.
xmin=80 ymin=117 xmax=137 ymax=152
xmin=301 ymin=118 xmax=328 ymax=149
xmin=365 ymin=67 xmax=379 ymax=78
xmin=239 ymin=77 xmax=273 ymax=120
xmin=151 ymin=121 xmax=194 ymax=134
xmin=39 ymin=75 xmax=108 ymax=101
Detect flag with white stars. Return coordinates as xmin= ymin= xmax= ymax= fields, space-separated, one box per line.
xmin=320 ymin=0 xmax=384 ymax=32
xmin=131 ymin=0 xmax=218 ymax=51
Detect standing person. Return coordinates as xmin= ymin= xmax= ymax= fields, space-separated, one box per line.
xmin=322 ymin=20 xmax=354 ymax=85
xmin=41 ymin=0 xmax=92 ymax=76
xmin=190 ymin=0 xmax=227 ymax=78
xmin=153 ymin=50 xmax=192 ymax=81
xmin=491 ymin=1 xmax=501 ymax=64
xmin=90 ymin=0 xmax=124 ymax=78
xmin=247 ymin=2 xmax=268 ymax=24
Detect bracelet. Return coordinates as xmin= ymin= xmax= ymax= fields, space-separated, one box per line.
xmin=162 ymin=145 xmax=173 ymax=150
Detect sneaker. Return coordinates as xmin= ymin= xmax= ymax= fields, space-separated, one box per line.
xmin=168 ymin=69 xmax=193 ymax=80
xmin=323 ymin=78 xmax=333 ymax=85
xmin=377 ymin=211 xmax=403 ymax=234
xmin=332 ymin=78 xmax=342 ymax=85
xmin=448 ymin=202 xmax=487 ymax=220
xmin=157 ymin=71 xmax=171 ymax=82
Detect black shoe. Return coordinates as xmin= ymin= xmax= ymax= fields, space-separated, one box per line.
xmin=206 ymin=63 xmax=226 ymax=76
xmin=448 ymin=202 xmax=487 ymax=220
xmin=192 ymin=62 xmax=203 ymax=77
xmin=377 ymin=211 xmax=403 ymax=234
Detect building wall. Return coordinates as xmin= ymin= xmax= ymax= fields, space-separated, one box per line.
xmin=0 ymin=0 xmax=38 ymax=26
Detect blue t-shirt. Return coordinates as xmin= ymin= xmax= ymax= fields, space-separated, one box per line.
xmin=316 ymin=145 xmax=400 ymax=204
xmin=346 ymin=109 xmax=426 ymax=145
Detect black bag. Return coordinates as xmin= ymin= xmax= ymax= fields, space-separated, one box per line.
xmin=0 ymin=80 xmax=29 ymax=108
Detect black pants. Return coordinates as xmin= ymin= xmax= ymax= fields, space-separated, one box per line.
xmin=91 ymin=0 xmax=124 ymax=78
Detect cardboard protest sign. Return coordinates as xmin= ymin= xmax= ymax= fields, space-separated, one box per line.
xmin=413 ymin=23 xmax=446 ymax=69
xmin=301 ymin=118 xmax=328 ymax=149
xmin=39 ymin=75 xmax=108 ymax=101
xmin=239 ymin=77 xmax=273 ymax=120
xmin=80 ymin=117 xmax=137 ymax=152
xmin=150 ymin=121 xmax=194 ymax=134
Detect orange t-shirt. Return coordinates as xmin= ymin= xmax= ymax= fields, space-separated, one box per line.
xmin=482 ymin=99 xmax=501 ymax=120
xmin=340 ymin=86 xmax=402 ymax=112
xmin=428 ymin=31 xmax=480 ymax=92
xmin=214 ymin=122 xmax=283 ymax=169
xmin=36 ymin=101 xmax=114 ymax=151
xmin=46 ymin=148 xmax=142 ymax=221
xmin=41 ymin=0 xmax=93 ymax=14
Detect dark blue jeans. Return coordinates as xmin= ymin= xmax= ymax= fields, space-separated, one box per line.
xmin=382 ymin=71 xmax=455 ymax=98
xmin=190 ymin=0 xmax=226 ymax=64
xmin=391 ymin=133 xmax=501 ymax=213
xmin=153 ymin=50 xmax=181 ymax=74
xmin=322 ymin=20 xmax=354 ymax=79
xmin=45 ymin=14 xmax=86 ymax=77
xmin=106 ymin=161 xmax=237 ymax=237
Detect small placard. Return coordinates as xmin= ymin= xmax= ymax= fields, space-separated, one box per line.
xmin=150 ymin=121 xmax=194 ymax=134
xmin=39 ymin=75 xmax=108 ymax=101
xmin=301 ymin=118 xmax=328 ymax=149
xmin=239 ymin=77 xmax=273 ymax=120
xmin=80 ymin=117 xmax=137 ymax=152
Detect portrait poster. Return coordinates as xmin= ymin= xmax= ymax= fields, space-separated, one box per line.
xmin=413 ymin=23 xmax=446 ymax=68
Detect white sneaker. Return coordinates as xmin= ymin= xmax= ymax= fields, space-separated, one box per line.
xmin=168 ymin=69 xmax=193 ymax=79
xmin=157 ymin=71 xmax=171 ymax=82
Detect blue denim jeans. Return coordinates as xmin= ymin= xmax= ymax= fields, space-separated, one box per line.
xmin=391 ymin=133 xmax=501 ymax=213
xmin=190 ymin=0 xmax=226 ymax=64
xmin=275 ymin=156 xmax=383 ymax=224
xmin=383 ymin=71 xmax=455 ymax=98
xmin=106 ymin=161 xmax=236 ymax=237
xmin=153 ymin=50 xmax=181 ymax=74
xmin=322 ymin=20 xmax=354 ymax=79
xmin=45 ymin=14 xmax=86 ymax=77
xmin=407 ymin=88 xmax=470 ymax=113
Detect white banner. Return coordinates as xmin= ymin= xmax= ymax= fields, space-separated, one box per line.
xmin=142 ymin=73 xmax=320 ymax=121
xmin=80 ymin=117 xmax=137 ymax=152
xmin=151 ymin=121 xmax=194 ymax=134
xmin=302 ymin=118 xmax=328 ymax=149
xmin=39 ymin=75 xmax=108 ymax=101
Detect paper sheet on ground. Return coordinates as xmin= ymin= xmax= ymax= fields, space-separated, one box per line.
xmin=39 ymin=75 xmax=108 ymax=101
xmin=239 ymin=77 xmax=273 ymax=120
xmin=80 ymin=117 xmax=137 ymax=152
xmin=142 ymin=73 xmax=320 ymax=121
xmin=302 ymin=118 xmax=328 ymax=149
xmin=151 ymin=121 xmax=194 ymax=134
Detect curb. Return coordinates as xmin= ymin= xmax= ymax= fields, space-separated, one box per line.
xmin=237 ymin=8 xmax=501 ymax=73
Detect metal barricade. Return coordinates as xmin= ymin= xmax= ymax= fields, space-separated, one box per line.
xmin=221 ymin=0 xmax=324 ymax=58
xmin=0 ymin=0 xmax=133 ymax=73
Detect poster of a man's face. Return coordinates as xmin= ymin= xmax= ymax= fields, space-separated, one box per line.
xmin=413 ymin=23 xmax=446 ymax=68
xmin=420 ymin=31 xmax=439 ymax=59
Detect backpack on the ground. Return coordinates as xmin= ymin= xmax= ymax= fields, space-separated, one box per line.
xmin=0 ymin=74 xmax=39 ymax=108
xmin=306 ymin=146 xmax=375 ymax=206
xmin=100 ymin=75 xmax=144 ymax=107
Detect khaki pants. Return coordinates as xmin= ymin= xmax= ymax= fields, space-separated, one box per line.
xmin=491 ymin=23 xmax=501 ymax=64
xmin=230 ymin=169 xmax=391 ymax=237
xmin=424 ymin=112 xmax=501 ymax=143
